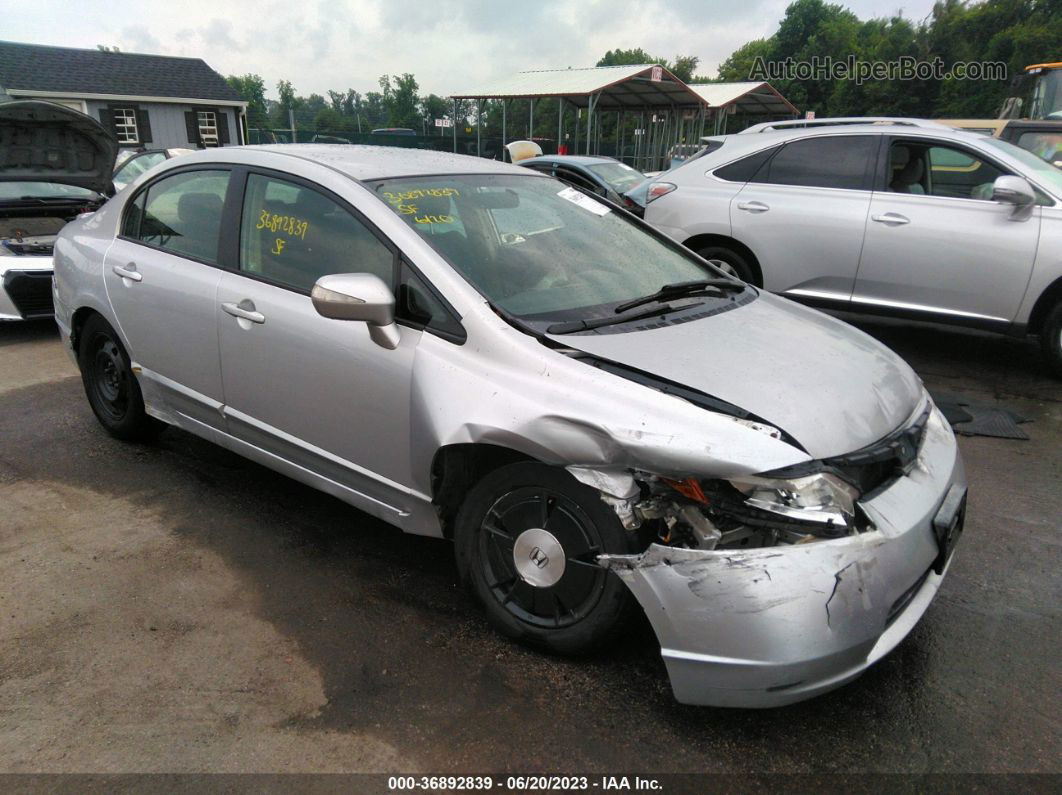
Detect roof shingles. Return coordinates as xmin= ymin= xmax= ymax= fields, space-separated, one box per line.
xmin=0 ymin=40 xmax=241 ymax=102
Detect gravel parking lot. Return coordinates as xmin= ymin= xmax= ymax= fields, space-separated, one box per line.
xmin=0 ymin=315 xmax=1059 ymax=775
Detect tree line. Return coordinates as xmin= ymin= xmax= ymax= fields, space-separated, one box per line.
xmin=225 ymin=72 xmax=458 ymax=134
xmin=714 ymin=0 xmax=1061 ymax=118
xmin=225 ymin=0 xmax=1061 ymax=137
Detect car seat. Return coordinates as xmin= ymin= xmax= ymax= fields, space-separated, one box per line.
xmin=889 ymin=146 xmax=926 ymax=194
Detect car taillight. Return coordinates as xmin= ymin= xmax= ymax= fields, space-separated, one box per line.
xmin=646 ymin=182 xmax=677 ymax=203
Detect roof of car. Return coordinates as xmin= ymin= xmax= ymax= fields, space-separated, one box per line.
xmin=732 ymin=122 xmax=981 ymax=142
xmin=682 ymin=122 xmax=994 ymax=167
xmin=243 ymin=144 xmax=537 ymax=181
xmin=520 ymin=155 xmax=618 ymax=166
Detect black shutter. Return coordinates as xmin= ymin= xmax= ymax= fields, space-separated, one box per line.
xmin=97 ymin=107 xmax=116 ymax=136
xmin=216 ymin=109 xmax=231 ymax=145
xmin=136 ymin=108 xmax=152 ymax=144
xmin=184 ymin=110 xmax=202 ymax=148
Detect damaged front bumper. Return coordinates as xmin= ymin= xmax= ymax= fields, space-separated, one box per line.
xmin=600 ymin=405 xmax=965 ymax=708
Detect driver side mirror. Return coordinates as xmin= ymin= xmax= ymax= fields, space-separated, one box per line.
xmin=311 ymin=273 xmax=400 ymax=349
xmin=991 ymin=175 xmax=1036 ymax=220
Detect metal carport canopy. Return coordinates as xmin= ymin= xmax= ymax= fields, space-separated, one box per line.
xmin=450 ymin=64 xmax=710 ymax=109
xmin=688 ymin=82 xmax=799 ymax=115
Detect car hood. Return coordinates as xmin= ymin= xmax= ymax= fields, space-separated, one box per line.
xmin=548 ymin=292 xmax=924 ymax=459
xmin=0 ymin=100 xmax=118 ymax=196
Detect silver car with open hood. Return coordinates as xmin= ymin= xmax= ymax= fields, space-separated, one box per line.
xmin=0 ymin=100 xmax=116 ymax=320
xmin=52 ymin=144 xmax=966 ymax=707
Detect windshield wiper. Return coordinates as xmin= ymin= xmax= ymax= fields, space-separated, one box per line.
xmin=613 ymin=279 xmax=745 ymax=314
xmin=546 ymin=302 xmax=699 ymax=335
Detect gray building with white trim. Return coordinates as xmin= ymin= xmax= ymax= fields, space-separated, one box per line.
xmin=0 ymin=41 xmax=246 ymax=149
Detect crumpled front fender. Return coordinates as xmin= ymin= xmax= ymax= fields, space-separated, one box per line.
xmin=599 ymin=404 xmax=965 ymax=708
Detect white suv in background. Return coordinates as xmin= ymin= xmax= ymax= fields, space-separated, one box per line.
xmin=643 ymin=119 xmax=1062 ymax=375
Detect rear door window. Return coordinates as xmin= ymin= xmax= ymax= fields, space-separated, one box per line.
xmin=757 ymin=136 xmax=876 ymax=190
xmin=135 ymin=169 xmax=230 ymax=263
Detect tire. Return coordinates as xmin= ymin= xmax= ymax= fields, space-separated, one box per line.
xmin=454 ymin=462 xmax=639 ymax=655
xmin=695 ymin=245 xmax=756 ymax=284
xmin=1040 ymin=301 xmax=1062 ymax=378
xmin=78 ymin=314 xmax=164 ymax=441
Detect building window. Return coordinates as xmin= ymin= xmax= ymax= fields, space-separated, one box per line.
xmin=113 ymin=108 xmax=139 ymax=144
xmin=197 ymin=111 xmax=219 ymax=147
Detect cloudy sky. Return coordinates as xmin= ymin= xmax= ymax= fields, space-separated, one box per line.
xmin=1 ymin=0 xmax=938 ymax=99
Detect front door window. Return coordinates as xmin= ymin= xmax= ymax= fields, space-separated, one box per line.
xmin=239 ymin=174 xmax=395 ymax=292
xmin=887 ymin=142 xmax=1007 ymax=200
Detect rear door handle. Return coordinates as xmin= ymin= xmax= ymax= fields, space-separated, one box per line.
xmin=737 ymin=201 xmax=769 ymax=213
xmin=222 ymin=301 xmax=266 ymax=324
xmin=871 ymin=213 xmax=910 ymax=226
xmin=112 ymin=263 xmax=142 ymax=282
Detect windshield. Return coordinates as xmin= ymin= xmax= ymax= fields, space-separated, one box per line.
xmin=1029 ymin=69 xmax=1062 ymax=120
xmin=586 ymin=162 xmax=645 ymax=193
xmin=984 ymin=138 xmax=1062 ymax=196
xmin=369 ymin=174 xmax=719 ymax=327
xmin=0 ymin=182 xmax=98 ymax=201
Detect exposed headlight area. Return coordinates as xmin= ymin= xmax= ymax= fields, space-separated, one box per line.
xmin=726 ymin=472 xmax=859 ymax=529
xmin=634 ymin=472 xmax=865 ymax=550
xmin=630 ymin=399 xmax=933 ymax=551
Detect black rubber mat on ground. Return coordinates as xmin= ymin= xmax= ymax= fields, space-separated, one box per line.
xmin=930 ymin=392 xmax=1031 ymax=440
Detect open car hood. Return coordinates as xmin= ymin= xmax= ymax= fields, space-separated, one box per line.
xmin=0 ymin=100 xmax=118 ymax=196
xmin=549 ymin=292 xmax=924 ymax=459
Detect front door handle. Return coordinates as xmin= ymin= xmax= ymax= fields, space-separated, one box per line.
xmin=112 ymin=263 xmax=142 ymax=282
xmin=222 ymin=300 xmax=266 ymax=325
xmin=737 ymin=201 xmax=770 ymax=213
xmin=871 ymin=212 xmax=910 ymax=226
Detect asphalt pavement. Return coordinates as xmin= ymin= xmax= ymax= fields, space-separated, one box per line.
xmin=0 ymin=315 xmax=1058 ymax=775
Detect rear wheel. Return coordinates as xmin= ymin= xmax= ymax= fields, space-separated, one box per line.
xmin=695 ymin=244 xmax=756 ymax=284
xmin=78 ymin=315 xmax=163 ymax=441
xmin=1040 ymin=301 xmax=1062 ymax=378
xmin=454 ymin=462 xmax=638 ymax=655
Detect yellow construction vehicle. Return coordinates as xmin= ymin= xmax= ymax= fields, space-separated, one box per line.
xmin=940 ymin=63 xmax=1062 ymax=167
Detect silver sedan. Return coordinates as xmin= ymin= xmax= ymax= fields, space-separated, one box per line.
xmin=52 ymin=144 xmax=966 ymax=707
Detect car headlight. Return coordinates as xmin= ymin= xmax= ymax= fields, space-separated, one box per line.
xmin=727 ymin=472 xmax=860 ymax=527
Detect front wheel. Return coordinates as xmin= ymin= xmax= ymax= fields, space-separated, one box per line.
xmin=454 ymin=463 xmax=638 ymax=655
xmin=1040 ymin=301 xmax=1062 ymax=378
xmin=78 ymin=314 xmax=163 ymax=441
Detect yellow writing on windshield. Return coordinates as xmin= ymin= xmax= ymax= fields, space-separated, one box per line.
xmin=414 ymin=214 xmax=455 ymax=224
xmin=382 ymin=188 xmax=461 ymax=205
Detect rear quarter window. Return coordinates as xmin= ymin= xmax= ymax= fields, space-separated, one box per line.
xmin=713 ymin=147 xmax=778 ymax=182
